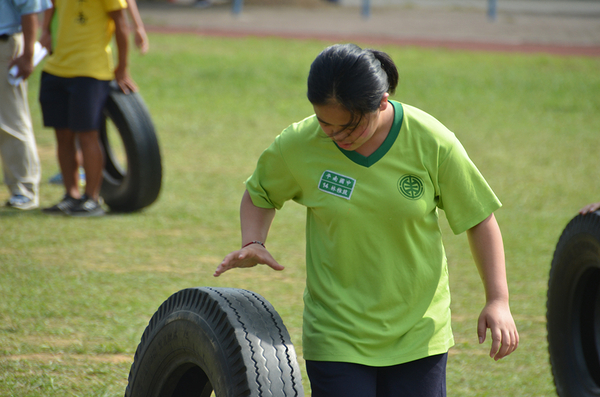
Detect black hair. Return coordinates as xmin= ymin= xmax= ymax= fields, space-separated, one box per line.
xmin=307 ymin=43 xmax=399 ymax=119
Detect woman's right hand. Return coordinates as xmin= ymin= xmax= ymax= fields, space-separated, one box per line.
xmin=214 ymin=244 xmax=285 ymax=277
xmin=579 ymin=202 xmax=600 ymax=215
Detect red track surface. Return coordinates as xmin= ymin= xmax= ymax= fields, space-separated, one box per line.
xmin=147 ymin=25 xmax=600 ymax=57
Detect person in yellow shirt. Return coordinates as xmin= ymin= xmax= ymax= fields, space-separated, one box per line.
xmin=39 ymin=0 xmax=136 ymax=216
xmin=44 ymin=0 xmax=148 ymax=187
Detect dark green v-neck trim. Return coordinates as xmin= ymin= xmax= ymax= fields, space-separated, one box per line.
xmin=336 ymin=101 xmax=404 ymax=167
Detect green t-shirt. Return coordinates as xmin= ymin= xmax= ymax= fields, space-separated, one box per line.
xmin=246 ymin=101 xmax=501 ymax=366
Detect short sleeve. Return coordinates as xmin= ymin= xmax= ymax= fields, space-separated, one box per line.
xmin=437 ymin=136 xmax=502 ymax=235
xmin=245 ymin=132 xmax=303 ymax=210
xmin=103 ymin=0 xmax=128 ymax=12
xmin=15 ymin=0 xmax=52 ymax=15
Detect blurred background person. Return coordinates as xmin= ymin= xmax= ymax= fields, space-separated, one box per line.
xmin=0 ymin=0 xmax=52 ymax=210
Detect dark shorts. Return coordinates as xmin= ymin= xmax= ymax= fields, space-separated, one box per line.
xmin=39 ymin=72 xmax=110 ymax=132
xmin=306 ymin=353 xmax=448 ymax=397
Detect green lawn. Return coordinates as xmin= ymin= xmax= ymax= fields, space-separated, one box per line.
xmin=1 ymin=33 xmax=599 ymax=396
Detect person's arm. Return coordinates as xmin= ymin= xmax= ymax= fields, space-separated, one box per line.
xmin=579 ymin=202 xmax=600 ymax=215
xmin=467 ymin=213 xmax=519 ymax=361
xmin=109 ymin=8 xmax=137 ymax=93
xmin=125 ymin=0 xmax=149 ymax=54
xmin=9 ymin=13 xmax=37 ymax=80
xmin=214 ymin=190 xmax=284 ymax=277
xmin=39 ymin=2 xmax=54 ymax=52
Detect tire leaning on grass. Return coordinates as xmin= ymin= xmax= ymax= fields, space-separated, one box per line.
xmin=99 ymin=81 xmax=162 ymax=212
xmin=547 ymin=211 xmax=600 ymax=397
xmin=124 ymin=287 xmax=304 ymax=397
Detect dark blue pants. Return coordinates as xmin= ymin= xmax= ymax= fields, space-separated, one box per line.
xmin=306 ymin=353 xmax=447 ymax=397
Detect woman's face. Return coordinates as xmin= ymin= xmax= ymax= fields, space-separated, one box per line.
xmin=313 ymin=102 xmax=380 ymax=151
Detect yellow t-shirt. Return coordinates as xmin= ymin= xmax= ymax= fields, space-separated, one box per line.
xmin=43 ymin=0 xmax=127 ymax=80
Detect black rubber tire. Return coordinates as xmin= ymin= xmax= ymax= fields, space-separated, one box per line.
xmin=100 ymin=82 xmax=162 ymax=212
xmin=547 ymin=211 xmax=600 ymax=397
xmin=124 ymin=287 xmax=304 ymax=397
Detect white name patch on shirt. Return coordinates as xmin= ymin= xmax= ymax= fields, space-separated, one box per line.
xmin=318 ymin=171 xmax=356 ymax=200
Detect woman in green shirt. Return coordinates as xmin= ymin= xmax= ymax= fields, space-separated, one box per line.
xmin=215 ymin=43 xmax=518 ymax=397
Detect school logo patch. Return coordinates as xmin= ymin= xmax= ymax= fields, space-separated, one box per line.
xmin=398 ymin=175 xmax=424 ymax=200
xmin=319 ymin=171 xmax=356 ymax=200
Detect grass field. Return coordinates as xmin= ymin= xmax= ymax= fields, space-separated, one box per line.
xmin=1 ymin=33 xmax=599 ymax=396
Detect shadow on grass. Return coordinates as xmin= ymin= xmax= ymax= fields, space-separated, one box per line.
xmin=0 ymin=207 xmax=42 ymax=218
xmin=0 ymin=206 xmax=147 ymax=218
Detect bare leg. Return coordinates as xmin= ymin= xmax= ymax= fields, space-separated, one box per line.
xmin=55 ymin=128 xmax=81 ymax=199
xmin=77 ymin=130 xmax=104 ymax=201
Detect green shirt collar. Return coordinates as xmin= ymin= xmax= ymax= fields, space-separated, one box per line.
xmin=336 ymin=101 xmax=404 ymax=167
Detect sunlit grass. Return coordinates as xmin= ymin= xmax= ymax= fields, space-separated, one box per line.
xmin=1 ymin=33 xmax=599 ymax=396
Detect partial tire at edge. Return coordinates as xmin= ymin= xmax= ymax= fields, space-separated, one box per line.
xmin=547 ymin=211 xmax=600 ymax=397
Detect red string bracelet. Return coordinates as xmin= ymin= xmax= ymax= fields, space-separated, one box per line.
xmin=242 ymin=241 xmax=266 ymax=249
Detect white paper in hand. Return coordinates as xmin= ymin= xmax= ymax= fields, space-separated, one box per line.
xmin=8 ymin=42 xmax=48 ymax=86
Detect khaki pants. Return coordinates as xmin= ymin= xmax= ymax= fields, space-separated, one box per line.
xmin=0 ymin=33 xmax=40 ymax=201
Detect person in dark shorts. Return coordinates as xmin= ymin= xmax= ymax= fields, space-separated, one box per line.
xmin=39 ymin=0 xmax=137 ymax=216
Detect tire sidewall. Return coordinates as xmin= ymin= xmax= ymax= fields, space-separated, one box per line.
xmin=100 ymin=86 xmax=162 ymax=212
xmin=127 ymin=310 xmax=232 ymax=397
xmin=548 ymin=213 xmax=600 ymax=396
xmin=126 ymin=287 xmax=304 ymax=397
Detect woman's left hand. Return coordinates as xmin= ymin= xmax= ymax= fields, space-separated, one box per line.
xmin=477 ymin=299 xmax=519 ymax=361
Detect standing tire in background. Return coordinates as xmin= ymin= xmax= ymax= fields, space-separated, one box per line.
xmin=124 ymin=287 xmax=304 ymax=397
xmin=547 ymin=211 xmax=600 ymax=397
xmin=100 ymin=82 xmax=162 ymax=212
